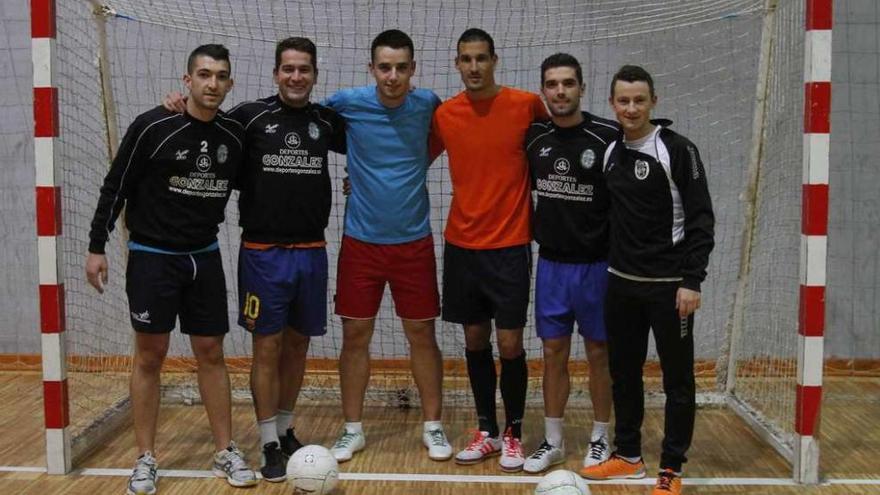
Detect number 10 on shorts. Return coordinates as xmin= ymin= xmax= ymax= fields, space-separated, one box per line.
xmin=243 ymin=292 xmax=261 ymax=320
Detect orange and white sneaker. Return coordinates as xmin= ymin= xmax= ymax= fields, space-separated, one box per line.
xmin=455 ymin=430 xmax=502 ymax=465
xmin=579 ymin=453 xmax=646 ymax=480
xmin=652 ymin=469 xmax=682 ymax=494
xmin=498 ymin=429 xmax=525 ymax=472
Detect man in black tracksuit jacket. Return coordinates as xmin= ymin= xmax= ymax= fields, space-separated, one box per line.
xmin=85 ymin=45 xmax=258 ymax=493
xmin=581 ymin=65 xmax=714 ymax=495
xmin=222 ymin=37 xmax=346 ymax=482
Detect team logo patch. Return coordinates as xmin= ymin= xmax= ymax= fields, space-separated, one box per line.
xmin=131 ymin=310 xmax=151 ymax=324
xmin=634 ymin=159 xmax=650 ymax=180
xmin=581 ymin=148 xmax=596 ymax=170
xmin=580 ymin=148 xmax=596 ymax=170
xmin=284 ymin=131 xmax=301 ymax=149
xmin=217 ymin=144 xmax=228 ymax=164
xmin=553 ymin=157 xmax=571 ymax=175
xmin=308 ymin=122 xmax=320 ymax=140
xmin=196 ymin=154 xmax=212 ymax=172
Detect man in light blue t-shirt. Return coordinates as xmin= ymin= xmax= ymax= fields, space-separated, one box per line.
xmin=324 ymin=29 xmax=451 ymax=464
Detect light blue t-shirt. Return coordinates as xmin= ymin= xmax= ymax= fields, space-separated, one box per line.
xmin=325 ymin=86 xmax=440 ymax=244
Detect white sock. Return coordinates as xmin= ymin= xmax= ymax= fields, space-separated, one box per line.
xmin=423 ymin=420 xmax=443 ymax=433
xmin=276 ymin=409 xmax=294 ymax=436
xmin=544 ymin=417 xmax=564 ymax=448
xmin=259 ymin=416 xmax=277 ymax=447
xmin=344 ymin=421 xmax=363 ymax=434
xmin=620 ymin=455 xmax=642 ymax=463
xmin=591 ymin=421 xmax=609 ymax=442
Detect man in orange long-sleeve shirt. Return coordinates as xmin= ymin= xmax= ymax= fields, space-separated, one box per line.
xmin=431 ymin=28 xmax=548 ymax=473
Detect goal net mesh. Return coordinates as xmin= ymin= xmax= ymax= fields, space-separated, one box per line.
xmin=53 ymin=0 xmax=803 ymax=463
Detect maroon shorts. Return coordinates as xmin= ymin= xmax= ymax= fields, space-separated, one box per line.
xmin=334 ymin=234 xmax=440 ymax=320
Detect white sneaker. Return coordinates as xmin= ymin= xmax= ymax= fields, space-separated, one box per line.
xmin=331 ymin=429 xmax=365 ymax=462
xmin=523 ymin=440 xmax=566 ymax=474
xmin=499 ymin=429 xmax=525 ymax=472
xmin=422 ymin=428 xmax=453 ymax=461
xmin=455 ymin=430 xmax=502 ymax=465
xmin=126 ymin=451 xmax=158 ymax=495
xmin=583 ymin=436 xmax=611 ymax=467
xmin=212 ymin=442 xmax=258 ymax=487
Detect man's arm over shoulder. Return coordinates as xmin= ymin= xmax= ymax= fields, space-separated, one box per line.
xmin=587 ymin=114 xmax=621 ymax=144
xmin=315 ymin=104 xmax=347 ymax=155
xmin=668 ymin=132 xmax=715 ymax=291
xmin=323 ymin=88 xmax=352 ymax=113
xmin=530 ymin=92 xmax=550 ymax=120
xmin=524 ymin=120 xmax=552 ymax=153
xmin=426 ymin=91 xmax=445 ymax=163
xmin=226 ymin=98 xmax=272 ymax=129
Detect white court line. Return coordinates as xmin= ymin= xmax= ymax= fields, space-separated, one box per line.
xmin=1 ymin=466 xmax=878 ymax=485
xmin=0 ymin=466 xmax=46 ymax=473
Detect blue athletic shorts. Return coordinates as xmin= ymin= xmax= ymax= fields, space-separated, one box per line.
xmin=237 ymin=245 xmax=328 ymax=336
xmin=535 ymin=257 xmax=609 ymax=341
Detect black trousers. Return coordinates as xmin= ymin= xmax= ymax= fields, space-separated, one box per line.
xmin=605 ymin=274 xmax=695 ymax=471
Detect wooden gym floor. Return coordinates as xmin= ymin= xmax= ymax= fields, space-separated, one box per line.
xmin=0 ymin=371 xmax=878 ymax=494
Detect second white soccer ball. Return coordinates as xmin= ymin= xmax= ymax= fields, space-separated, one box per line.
xmin=534 ymin=469 xmax=591 ymax=495
xmin=286 ymin=444 xmax=339 ymax=494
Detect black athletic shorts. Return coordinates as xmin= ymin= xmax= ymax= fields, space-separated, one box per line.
xmin=441 ymin=242 xmax=531 ymax=329
xmin=125 ymin=249 xmax=229 ymax=336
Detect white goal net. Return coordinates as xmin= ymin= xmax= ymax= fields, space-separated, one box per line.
xmin=51 ymin=0 xmax=806 ymax=471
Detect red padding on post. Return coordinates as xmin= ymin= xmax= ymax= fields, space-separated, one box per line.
xmin=34 ymin=87 xmax=59 ymax=138
xmin=802 ymin=184 xmax=829 ymax=236
xmin=31 ymin=0 xmax=56 ymax=38
xmin=806 ymin=0 xmax=833 ymax=31
xmin=804 ymin=83 xmax=831 ymax=134
xmin=799 ymin=285 xmax=825 ymax=337
xmin=36 ymin=186 xmax=62 ymax=236
xmin=40 ymin=284 xmax=66 ymax=334
xmin=43 ymin=379 xmax=69 ymax=429
xmin=795 ymin=384 xmax=822 ymax=436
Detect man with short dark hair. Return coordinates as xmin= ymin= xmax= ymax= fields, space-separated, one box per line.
xmin=87 ymin=44 xmax=257 ymax=495
xmin=522 ymin=53 xmax=617 ymax=474
xmin=325 ymin=29 xmax=450 ymax=463
xmin=580 ymin=65 xmax=715 ymax=495
xmin=431 ymin=28 xmax=549 ymax=473
xmin=224 ymin=36 xmax=346 ymax=481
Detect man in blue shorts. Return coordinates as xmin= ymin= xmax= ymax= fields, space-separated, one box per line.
xmin=226 ymin=38 xmax=346 ymax=481
xmin=324 ymin=29 xmax=451 ymax=463
xmin=521 ymin=53 xmax=618 ymax=474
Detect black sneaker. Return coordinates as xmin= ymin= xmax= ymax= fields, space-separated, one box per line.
xmin=260 ymin=441 xmax=286 ymax=483
xmin=279 ymin=428 xmax=304 ymax=457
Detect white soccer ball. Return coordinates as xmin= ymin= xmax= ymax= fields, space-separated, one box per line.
xmin=534 ymin=469 xmax=591 ymax=495
xmin=286 ymin=444 xmax=339 ymax=494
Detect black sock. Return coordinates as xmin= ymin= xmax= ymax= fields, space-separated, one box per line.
xmin=466 ymin=346 xmax=498 ymax=437
xmin=500 ymin=351 xmax=527 ymax=438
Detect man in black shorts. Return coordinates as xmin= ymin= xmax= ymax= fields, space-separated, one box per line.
xmin=86 ymin=44 xmax=256 ymax=495
xmin=431 ymin=28 xmax=548 ymax=472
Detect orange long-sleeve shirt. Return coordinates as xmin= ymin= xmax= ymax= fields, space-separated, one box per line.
xmin=431 ymin=87 xmax=548 ymax=249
